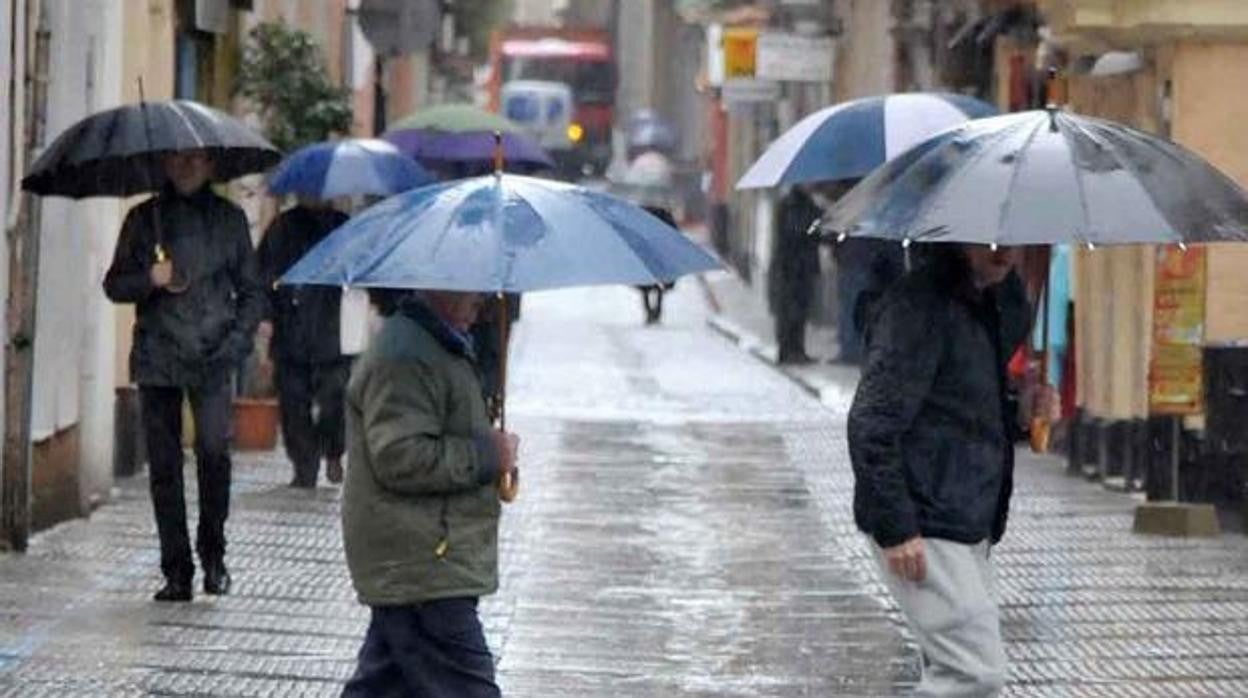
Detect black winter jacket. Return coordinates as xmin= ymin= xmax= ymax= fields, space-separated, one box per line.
xmin=848 ymin=257 xmax=1030 ymax=548
xmin=257 ymin=206 xmax=350 ymax=364
xmin=104 ymin=186 xmax=264 ymax=389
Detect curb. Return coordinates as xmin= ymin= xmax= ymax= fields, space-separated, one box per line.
xmin=699 ymin=274 xmax=859 ymax=409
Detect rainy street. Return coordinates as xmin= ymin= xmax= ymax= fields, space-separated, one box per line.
xmin=3 ymin=279 xmax=1247 ymax=697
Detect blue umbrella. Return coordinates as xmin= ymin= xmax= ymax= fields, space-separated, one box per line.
xmin=281 ymin=173 xmax=720 ymax=292
xmin=736 ymin=92 xmax=998 ymax=189
xmin=267 ymin=138 xmax=434 ymax=199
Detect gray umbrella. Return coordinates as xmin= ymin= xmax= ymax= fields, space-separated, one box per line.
xmin=822 ymin=108 xmax=1248 ymax=246
xmin=21 ymin=100 xmax=280 ymax=198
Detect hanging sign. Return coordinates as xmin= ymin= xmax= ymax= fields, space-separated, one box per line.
xmin=722 ymin=27 xmax=757 ymax=79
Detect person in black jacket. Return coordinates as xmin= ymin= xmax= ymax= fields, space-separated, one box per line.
xmin=104 ymin=150 xmax=264 ymax=602
xmin=768 ymin=186 xmax=822 ymax=363
xmin=847 ymin=243 xmax=1032 ymax=696
xmin=257 ymin=199 xmax=351 ymax=488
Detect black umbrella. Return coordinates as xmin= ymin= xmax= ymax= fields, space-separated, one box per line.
xmin=21 ymin=99 xmax=280 ymax=198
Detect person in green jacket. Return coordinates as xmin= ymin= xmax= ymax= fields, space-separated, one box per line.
xmin=341 ymin=289 xmax=519 ymax=698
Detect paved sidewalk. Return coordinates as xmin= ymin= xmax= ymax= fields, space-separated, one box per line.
xmin=702 ymin=268 xmax=1248 ymax=697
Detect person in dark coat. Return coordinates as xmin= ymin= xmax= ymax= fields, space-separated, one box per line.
xmin=103 ymin=150 xmax=264 ymax=602
xmin=636 ymin=205 xmax=678 ymax=325
xmin=847 ymin=243 xmax=1031 ymax=696
xmin=257 ymin=199 xmax=351 ymax=488
xmin=768 ymin=186 xmax=822 ymax=363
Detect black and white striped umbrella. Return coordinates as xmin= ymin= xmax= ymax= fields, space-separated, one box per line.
xmin=22 ymin=100 xmax=280 ymax=198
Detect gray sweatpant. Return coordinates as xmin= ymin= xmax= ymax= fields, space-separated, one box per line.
xmin=872 ymin=538 xmax=1007 ymax=697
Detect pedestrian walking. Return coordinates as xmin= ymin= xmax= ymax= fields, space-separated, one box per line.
xmin=768 ymin=186 xmax=822 ymax=363
xmin=341 ymin=290 xmax=519 ymax=698
xmin=103 ymin=150 xmax=264 ymax=602
xmin=636 ymin=205 xmax=678 ymax=325
xmin=847 ymin=243 xmax=1033 ymax=696
xmin=257 ymin=199 xmax=351 ymax=488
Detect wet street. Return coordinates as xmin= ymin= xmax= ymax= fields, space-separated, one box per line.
xmin=3 ymin=281 xmax=1248 ymax=696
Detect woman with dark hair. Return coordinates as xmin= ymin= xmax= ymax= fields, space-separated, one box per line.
xmin=848 ymin=242 xmax=1032 ymax=696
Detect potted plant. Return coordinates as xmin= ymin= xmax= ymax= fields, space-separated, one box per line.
xmin=233 ymin=326 xmax=280 ymax=451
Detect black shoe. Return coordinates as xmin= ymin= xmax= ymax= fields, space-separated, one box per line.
xmin=203 ymin=563 xmax=231 ymax=596
xmin=154 ymin=580 xmax=193 ymax=602
xmin=289 ymin=476 xmax=316 ymax=489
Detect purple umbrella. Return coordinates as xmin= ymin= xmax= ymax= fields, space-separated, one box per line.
xmin=385 ymin=130 xmax=553 ymax=172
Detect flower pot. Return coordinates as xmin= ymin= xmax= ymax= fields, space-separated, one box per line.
xmin=233 ymin=397 xmax=279 ymax=451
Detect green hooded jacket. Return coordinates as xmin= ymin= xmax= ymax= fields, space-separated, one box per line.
xmin=342 ymin=300 xmax=501 ymax=606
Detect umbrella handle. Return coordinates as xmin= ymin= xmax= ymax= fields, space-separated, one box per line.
xmin=153 ymin=243 xmax=189 ymax=294
xmin=498 ymin=468 xmax=518 ymax=503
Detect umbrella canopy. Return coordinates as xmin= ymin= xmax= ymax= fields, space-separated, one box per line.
xmin=821 ymin=109 xmax=1248 ymax=246
xmin=281 ymin=174 xmax=720 ymax=292
xmin=388 ymin=103 xmax=519 ymax=133
xmin=626 ymin=108 xmax=678 ymax=155
xmin=22 ymin=100 xmax=280 ymax=198
xmin=384 ymin=103 xmax=554 ymax=171
xmin=267 ymin=138 xmax=434 ymax=199
xmin=611 ymin=152 xmax=675 ymax=208
xmin=736 ymin=92 xmax=998 ymax=189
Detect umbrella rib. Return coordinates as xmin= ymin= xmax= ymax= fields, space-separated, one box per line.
xmin=1055 ymin=116 xmax=1098 ymax=245
xmin=1075 ymin=121 xmax=1183 ymax=243
xmin=995 ymin=115 xmax=1048 ymax=240
xmin=168 ymin=101 xmax=208 ymax=149
xmin=903 ymin=121 xmax=1020 ymax=241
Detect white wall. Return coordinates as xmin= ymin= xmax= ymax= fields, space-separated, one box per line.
xmin=30 ymin=0 xmax=122 ymax=506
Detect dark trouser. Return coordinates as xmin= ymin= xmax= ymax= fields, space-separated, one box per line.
xmin=638 ymin=285 xmax=665 ymax=323
xmin=275 ymin=358 xmax=349 ymax=486
xmin=140 ymin=383 xmax=233 ymax=584
xmin=343 ymin=599 xmax=500 ymax=698
xmin=775 ymin=292 xmax=812 ymax=361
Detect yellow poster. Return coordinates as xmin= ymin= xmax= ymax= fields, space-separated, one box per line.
xmin=722 ymin=28 xmax=757 ymax=79
xmin=1149 ymin=246 xmax=1207 ymax=415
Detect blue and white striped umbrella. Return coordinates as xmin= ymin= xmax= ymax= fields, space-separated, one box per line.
xmin=268 ymin=138 xmax=435 ymax=199
xmin=737 ymin=92 xmax=998 ymax=189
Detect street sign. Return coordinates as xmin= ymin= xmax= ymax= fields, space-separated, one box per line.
xmin=722 ymin=78 xmax=780 ymax=104
xmin=722 ymin=27 xmax=757 ymax=79
xmin=756 ymin=33 xmax=835 ymax=83
xmin=358 ymin=0 xmax=441 ymax=56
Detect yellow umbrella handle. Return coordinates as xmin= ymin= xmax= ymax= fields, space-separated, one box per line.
xmin=498 ymin=468 xmax=518 ymax=503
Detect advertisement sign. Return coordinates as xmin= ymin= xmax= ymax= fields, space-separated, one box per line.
xmin=1149 ymin=246 xmax=1207 ymax=415
xmin=756 ymin=33 xmax=835 ymax=83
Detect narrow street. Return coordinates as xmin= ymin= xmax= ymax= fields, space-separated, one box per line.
xmin=2 ymin=280 xmax=1247 ymax=697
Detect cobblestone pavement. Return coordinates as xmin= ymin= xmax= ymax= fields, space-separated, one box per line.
xmin=1 ymin=277 xmax=1247 ymax=697
xmin=704 ymin=269 xmax=1248 ymax=697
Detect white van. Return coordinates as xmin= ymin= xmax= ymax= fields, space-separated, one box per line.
xmin=501 ymin=80 xmax=579 ymax=177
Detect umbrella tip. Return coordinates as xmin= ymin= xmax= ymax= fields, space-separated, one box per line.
xmin=493 ymin=131 xmax=504 ymax=176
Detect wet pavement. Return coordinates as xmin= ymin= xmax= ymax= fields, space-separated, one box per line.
xmin=1 ymin=276 xmax=1247 ymax=696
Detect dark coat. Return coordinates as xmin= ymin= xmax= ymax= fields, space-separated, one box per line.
xmin=104 ymin=186 xmax=264 ymax=389
xmin=257 ymin=206 xmax=350 ymax=364
xmin=848 ymin=252 xmax=1030 ymax=548
xmin=767 ymin=188 xmax=821 ymax=316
